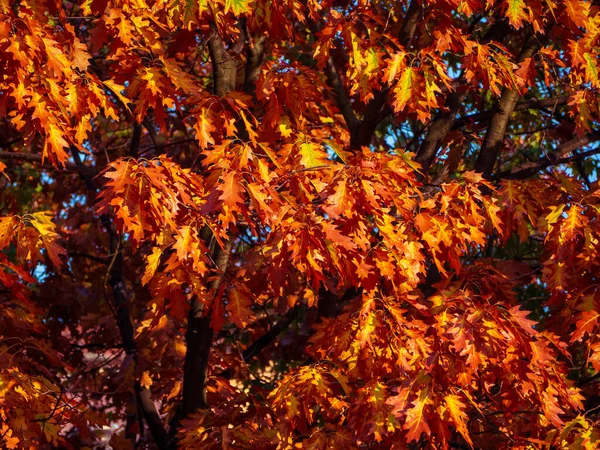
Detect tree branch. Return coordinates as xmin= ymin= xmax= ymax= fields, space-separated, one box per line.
xmin=325 ymin=56 xmax=360 ymax=134
xmin=353 ymin=1 xmax=421 ymax=149
xmin=177 ymin=20 xmax=264 ymax=424
xmin=243 ymin=23 xmax=267 ymax=95
xmin=69 ymin=146 xmax=169 ymax=450
xmin=414 ymin=91 xmax=466 ymax=173
xmin=241 ymin=305 xmax=302 ymax=363
xmin=474 ymin=34 xmax=539 ymax=177
xmin=304 ymin=6 xmax=360 ymax=141
xmin=496 ymin=135 xmax=600 ymax=180
xmin=453 ymin=96 xmax=569 ymax=130
xmin=412 ymin=17 xmax=513 ymax=175
xmin=67 ymin=251 xmax=109 ymax=265
xmin=129 ymin=123 xmax=143 ymax=158
xmin=0 ymin=151 xmax=96 ymax=176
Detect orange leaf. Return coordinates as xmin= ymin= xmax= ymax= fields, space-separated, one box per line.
xmin=226 ymin=287 xmax=253 ymax=328
xmin=571 ymin=311 xmax=599 ymax=343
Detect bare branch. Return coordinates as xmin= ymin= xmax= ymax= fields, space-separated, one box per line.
xmin=496 ymin=138 xmax=600 ymax=180
xmin=0 ymin=151 xmax=96 ymax=176
xmin=69 ymin=146 xmax=169 ymax=450
xmin=67 ymin=251 xmax=109 ymax=265
xmin=454 ymin=96 xmax=569 ymax=130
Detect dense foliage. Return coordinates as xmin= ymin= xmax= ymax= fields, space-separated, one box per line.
xmin=2 ymin=0 xmax=600 ymax=448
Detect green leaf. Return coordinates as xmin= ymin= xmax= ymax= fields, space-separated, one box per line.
xmin=225 ymin=0 xmax=251 ymax=15
xmin=504 ymin=0 xmax=528 ymax=29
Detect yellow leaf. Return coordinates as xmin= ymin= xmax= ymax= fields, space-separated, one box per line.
xmin=140 ymin=371 xmax=152 ymax=389
xmin=44 ymin=124 xmax=70 ymax=166
xmin=392 ymin=67 xmax=416 ymax=113
xmin=75 ymin=115 xmax=92 ymax=144
xmin=444 ymin=394 xmax=473 ymax=447
xmin=279 ymin=123 xmax=293 ymax=137
xmin=298 ymin=141 xmax=328 ymax=168
xmin=383 ymin=52 xmax=407 ymax=85
xmin=103 ymin=79 xmax=132 ymax=113
xmin=30 ymin=212 xmax=67 ymax=268
xmin=224 ymin=0 xmax=252 ymax=15
xmin=193 ymin=108 xmax=216 ymax=149
xmin=142 ymin=247 xmax=162 ymax=285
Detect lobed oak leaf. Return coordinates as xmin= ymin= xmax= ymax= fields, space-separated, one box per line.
xmin=530 ymin=340 xmax=554 ymax=367
xmin=42 ymin=37 xmax=73 ymax=78
xmin=403 ymin=392 xmax=432 ymax=443
xmin=173 ymin=226 xmax=196 ymax=261
xmin=218 ymin=171 xmax=245 ymax=211
xmin=392 ymin=67 xmax=417 ymax=113
xmin=103 ymin=80 xmax=132 ymax=113
xmin=508 ymin=306 xmax=538 ymax=335
xmin=444 ymin=394 xmax=473 ymax=448
xmin=1 ymin=424 xmax=20 ymax=449
xmin=245 ymin=182 xmax=274 ymax=219
xmin=142 ymin=247 xmax=163 ymax=285
xmin=358 ymin=311 xmax=377 ymax=348
xmin=44 ymin=124 xmax=70 ymax=166
xmin=0 ymin=216 xmax=20 ymax=249
xmin=29 ymin=212 xmax=67 ymax=269
xmin=193 ymin=108 xmax=217 ymax=149
xmin=226 ymin=287 xmax=254 ymax=328
xmin=238 ymin=109 xmax=258 ymax=143
xmin=541 ymin=390 xmax=566 ymax=427
xmin=298 ymin=141 xmax=329 ymax=168
xmin=543 ymin=261 xmax=569 ymax=291
xmin=564 ymin=0 xmax=590 ymax=29
xmin=382 ymin=51 xmax=407 ymax=85
xmin=75 ymin=115 xmax=92 ymax=144
xmin=503 ymin=0 xmax=528 ymax=29
xmin=571 ymin=311 xmax=599 ymax=343
xmin=224 ymin=0 xmax=252 ymax=15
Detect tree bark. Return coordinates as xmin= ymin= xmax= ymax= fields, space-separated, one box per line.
xmin=177 ymin=22 xmax=267 ymax=425
xmin=414 ymin=91 xmax=466 ymax=172
xmin=69 ymin=146 xmax=169 ymax=450
xmin=496 ymin=134 xmax=600 ymax=180
xmin=413 ymin=18 xmax=513 ymax=174
xmin=352 ymin=0 xmax=420 ymax=150
xmin=474 ymin=35 xmax=538 ymax=177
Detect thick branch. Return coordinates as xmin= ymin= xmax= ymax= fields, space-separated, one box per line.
xmin=129 ymin=123 xmax=143 ymax=157
xmin=67 ymin=251 xmax=109 ymax=265
xmin=241 ymin=305 xmax=302 ymax=363
xmin=454 ymin=96 xmax=569 ymax=130
xmin=304 ymin=8 xmax=360 ymax=141
xmin=178 ymin=23 xmax=261 ymax=422
xmin=496 ymin=135 xmax=600 ymax=180
xmin=0 ymin=151 xmax=96 ymax=175
xmin=208 ymin=30 xmax=237 ymax=96
xmin=414 ymin=91 xmax=466 ymax=172
xmin=69 ymin=146 xmax=169 ymax=450
xmin=243 ymin=30 xmax=267 ymax=95
xmin=325 ymin=56 xmax=360 ymax=134
xmin=474 ymin=35 xmax=538 ymax=177
xmin=412 ymin=18 xmax=512 ymax=174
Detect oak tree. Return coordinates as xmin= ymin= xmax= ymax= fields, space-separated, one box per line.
xmin=2 ymin=0 xmax=600 ymax=448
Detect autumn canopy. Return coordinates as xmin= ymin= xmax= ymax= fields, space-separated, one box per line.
xmin=2 ymin=0 xmax=600 ymax=448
